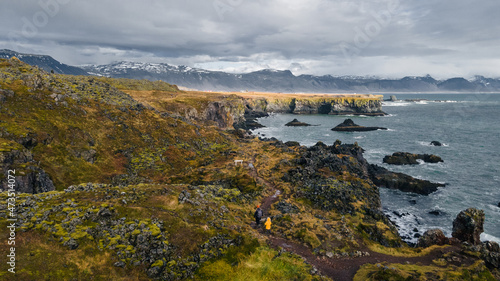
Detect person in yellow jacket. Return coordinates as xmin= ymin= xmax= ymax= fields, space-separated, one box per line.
xmin=264 ymin=217 xmax=272 ymax=234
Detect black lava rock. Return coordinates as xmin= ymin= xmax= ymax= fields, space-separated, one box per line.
xmin=452 ymin=208 xmax=484 ymax=245
xmin=332 ymin=119 xmax=387 ymax=132
xmin=430 ymin=141 xmax=443 ymax=146
xmin=368 ymin=164 xmax=445 ymax=195
xmin=383 ymin=152 xmax=443 ymax=165
xmin=285 ymin=118 xmax=311 ymax=127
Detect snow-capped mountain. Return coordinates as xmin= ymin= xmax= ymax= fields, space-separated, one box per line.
xmin=83 ymin=61 xmax=500 ymax=93
xmin=83 ymin=61 xmax=195 ymax=76
xmin=3 ymin=49 xmax=500 ymax=92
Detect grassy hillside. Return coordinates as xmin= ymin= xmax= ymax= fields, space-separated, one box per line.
xmin=0 ymin=58 xmax=498 ymax=280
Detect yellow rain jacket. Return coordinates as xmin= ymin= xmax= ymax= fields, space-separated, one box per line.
xmin=264 ymin=217 xmax=271 ymax=230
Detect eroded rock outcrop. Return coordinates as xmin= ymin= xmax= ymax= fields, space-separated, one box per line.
xmin=417 ymin=229 xmax=448 ymax=247
xmin=368 ymin=164 xmax=445 ymax=195
xmin=477 ymin=241 xmax=500 ymax=269
xmin=452 ymin=208 xmax=485 ymax=245
xmin=282 ymin=141 xmax=380 ymax=214
xmin=0 ymin=148 xmax=55 ymax=194
xmin=383 ymin=152 xmax=443 ymax=165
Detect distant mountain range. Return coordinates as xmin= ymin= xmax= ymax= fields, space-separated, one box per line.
xmin=0 ymin=49 xmax=88 ymax=76
xmin=3 ymin=49 xmax=500 ymax=93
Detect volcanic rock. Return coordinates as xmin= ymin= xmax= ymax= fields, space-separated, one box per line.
xmin=383 ymin=152 xmax=443 ymax=165
xmin=234 ymin=110 xmax=267 ymax=130
xmin=430 ymin=141 xmax=443 ymax=146
xmin=284 ymin=141 xmax=301 ymax=147
xmin=452 ymin=208 xmax=485 ymax=245
xmin=285 ymin=118 xmax=311 ymax=127
xmin=331 ymin=119 xmax=387 ymax=132
xmin=479 ymin=241 xmax=500 ymax=269
xmin=0 ymin=148 xmax=55 ymax=194
xmin=368 ymin=164 xmax=445 ymax=195
xmin=417 ymin=229 xmax=448 ymax=247
xmin=428 ymin=210 xmax=445 ymax=216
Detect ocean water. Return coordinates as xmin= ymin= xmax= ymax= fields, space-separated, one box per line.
xmin=252 ymin=93 xmax=500 ymax=244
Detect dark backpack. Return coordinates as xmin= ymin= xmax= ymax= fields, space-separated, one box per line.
xmin=254 ymin=208 xmax=263 ymax=219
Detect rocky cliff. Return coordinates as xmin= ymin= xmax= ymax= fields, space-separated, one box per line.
xmin=121 ymin=91 xmax=385 ymax=130
xmin=243 ymin=95 xmax=385 ymax=116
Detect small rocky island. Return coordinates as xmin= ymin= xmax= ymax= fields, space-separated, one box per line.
xmin=332 ymin=118 xmax=387 ymax=132
xmin=384 ymin=152 xmax=444 ymax=165
xmin=430 ymin=140 xmax=443 ymax=146
xmin=285 ymin=118 xmax=312 ymax=127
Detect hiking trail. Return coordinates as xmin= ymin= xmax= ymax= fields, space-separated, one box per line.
xmin=248 ymin=159 xmax=466 ymax=281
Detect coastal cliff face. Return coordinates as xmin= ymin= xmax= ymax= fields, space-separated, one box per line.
xmin=244 ymin=95 xmax=385 ymax=116
xmin=125 ymin=92 xmax=385 ymax=130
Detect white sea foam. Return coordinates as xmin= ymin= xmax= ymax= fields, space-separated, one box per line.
xmin=481 ymin=233 xmax=500 ymax=243
xmin=417 ymin=141 xmax=449 ymax=147
xmin=416 ymin=101 xmax=429 ymax=105
xmin=417 ymin=141 xmax=432 ymax=146
xmin=365 ymin=148 xmax=389 ymax=155
xmin=383 ymin=208 xmax=423 ymax=245
xmin=382 ymin=102 xmax=412 ymax=107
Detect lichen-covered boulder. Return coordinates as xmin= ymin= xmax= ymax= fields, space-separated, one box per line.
xmin=481 ymin=241 xmax=500 ymax=269
xmin=417 ymin=229 xmax=448 ymax=247
xmin=452 ymin=208 xmax=485 ymax=245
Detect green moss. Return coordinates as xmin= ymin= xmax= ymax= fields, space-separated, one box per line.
xmin=151 ymin=259 xmax=164 ymax=268
xmin=108 ymin=235 xmax=121 ymax=247
xmin=150 ymin=223 xmax=161 ymax=237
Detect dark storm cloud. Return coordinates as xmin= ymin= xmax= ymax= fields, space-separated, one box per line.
xmin=1 ymin=0 xmax=500 ymax=78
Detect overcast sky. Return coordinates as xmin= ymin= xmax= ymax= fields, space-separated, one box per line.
xmin=1 ymin=0 xmax=500 ymax=78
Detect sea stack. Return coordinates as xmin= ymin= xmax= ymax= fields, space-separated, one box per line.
xmin=285 ymin=118 xmax=312 ymax=127
xmin=452 ymin=208 xmax=485 ymax=245
xmin=332 ymin=119 xmax=387 ymax=132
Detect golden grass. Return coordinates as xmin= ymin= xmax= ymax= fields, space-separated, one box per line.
xmin=368 ymin=243 xmax=449 ymax=258
xmin=195 ymin=246 xmax=328 ymax=281
xmin=0 ymin=230 xmax=148 ymax=281
xmin=354 ymin=260 xmax=495 ymax=281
